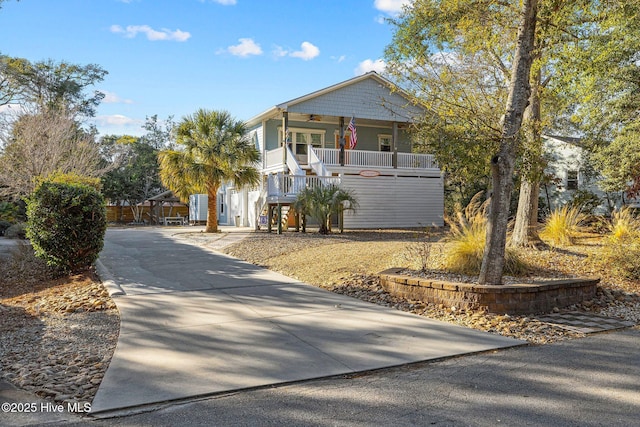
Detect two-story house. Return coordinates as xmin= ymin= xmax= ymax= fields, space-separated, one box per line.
xmin=214 ymin=72 xmax=444 ymax=231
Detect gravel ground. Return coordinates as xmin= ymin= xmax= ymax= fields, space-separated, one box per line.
xmin=0 ymin=242 xmax=119 ymax=406
xmin=1 ymin=228 xmax=638 ymax=407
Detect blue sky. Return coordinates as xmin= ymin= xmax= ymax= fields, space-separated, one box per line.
xmin=0 ymin=0 xmax=409 ymax=136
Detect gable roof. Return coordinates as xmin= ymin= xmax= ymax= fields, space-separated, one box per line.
xmin=246 ymin=72 xmax=424 ymax=126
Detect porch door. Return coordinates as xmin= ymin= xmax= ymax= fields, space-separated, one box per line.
xmin=335 ymin=134 xmax=352 ymax=149
xmin=294 ymin=132 xmax=323 ymax=163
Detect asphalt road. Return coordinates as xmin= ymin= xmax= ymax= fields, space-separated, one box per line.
xmin=53 ymin=327 xmax=640 ymax=427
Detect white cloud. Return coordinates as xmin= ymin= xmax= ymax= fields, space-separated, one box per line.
xmin=94 ymin=114 xmax=140 ymax=127
xmin=110 ymin=24 xmax=191 ymax=42
xmin=374 ymin=15 xmax=386 ymax=24
xmin=101 ymin=90 xmax=134 ymax=104
xmin=355 ymin=58 xmax=386 ymax=75
xmin=331 ymin=55 xmax=347 ymax=63
xmin=374 ymin=0 xmax=411 ymax=14
xmin=225 ymin=38 xmax=263 ymax=57
xmin=290 ymin=41 xmax=320 ymax=60
xmin=272 ymin=45 xmax=288 ymax=58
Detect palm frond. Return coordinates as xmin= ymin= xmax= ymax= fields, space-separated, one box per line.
xmin=158 ymin=109 xmax=260 ymax=231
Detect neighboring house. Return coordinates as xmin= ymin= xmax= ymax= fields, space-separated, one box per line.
xmin=542 ymin=134 xmax=634 ymax=214
xmin=217 ymin=71 xmax=444 ymax=230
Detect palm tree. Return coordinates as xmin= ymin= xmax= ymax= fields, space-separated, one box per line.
xmin=293 ymin=184 xmax=358 ymax=234
xmin=158 ymin=109 xmax=260 ymax=233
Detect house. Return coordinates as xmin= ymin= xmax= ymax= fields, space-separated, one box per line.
xmin=542 ymin=135 xmax=635 ymax=214
xmin=217 ymin=72 xmax=444 ymax=231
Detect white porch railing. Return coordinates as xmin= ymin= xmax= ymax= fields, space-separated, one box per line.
xmin=286 ymin=145 xmax=304 ymax=175
xmin=314 ymin=148 xmax=393 ymax=168
xmin=313 ymin=148 xmax=436 ymax=169
xmin=267 ymin=173 xmax=341 ymax=198
xmin=264 ymin=145 xmax=305 ymax=174
xmin=264 ymin=147 xmax=437 ymax=170
xmin=397 ymin=152 xmax=437 ymax=169
xmin=307 ymin=144 xmax=330 ymax=177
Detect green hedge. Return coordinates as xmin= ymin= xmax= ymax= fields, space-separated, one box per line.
xmin=26 ymin=182 xmax=107 ymax=273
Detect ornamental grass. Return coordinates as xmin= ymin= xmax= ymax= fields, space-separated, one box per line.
xmin=540 ymin=205 xmax=585 ymax=247
xmin=598 ymin=206 xmax=640 ymax=279
xmin=444 ymin=193 xmax=528 ymax=276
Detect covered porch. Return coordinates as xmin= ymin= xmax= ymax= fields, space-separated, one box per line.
xmin=263 ymin=145 xmax=438 ymax=173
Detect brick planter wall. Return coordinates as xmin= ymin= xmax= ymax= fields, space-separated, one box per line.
xmin=379 ymin=268 xmax=600 ymax=315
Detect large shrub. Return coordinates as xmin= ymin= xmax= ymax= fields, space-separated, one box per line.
xmin=26 ymin=181 xmax=107 ymax=272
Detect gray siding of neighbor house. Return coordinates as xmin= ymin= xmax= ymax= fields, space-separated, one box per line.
xmin=285 ymin=78 xmax=422 ymax=122
xmin=341 ymin=175 xmax=444 ymax=228
xmin=263 ymin=119 xmax=413 ymax=152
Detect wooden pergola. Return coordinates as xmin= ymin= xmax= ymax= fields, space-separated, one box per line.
xmin=146 ymin=190 xmax=184 ymax=225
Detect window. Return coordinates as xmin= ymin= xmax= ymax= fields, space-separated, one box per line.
xmin=295 ymin=132 xmax=308 ymax=155
xmin=566 ymin=170 xmax=578 ymax=190
xmin=278 ymin=128 xmax=325 ymax=155
xmin=379 ymin=135 xmax=392 ymax=152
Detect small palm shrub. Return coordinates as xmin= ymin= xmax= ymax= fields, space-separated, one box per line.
xmin=26 ymin=181 xmax=107 ymax=273
xmin=294 ymin=184 xmax=358 ymax=235
xmin=540 ymin=205 xmax=585 ymax=247
xmin=444 ymin=193 xmax=527 ymax=275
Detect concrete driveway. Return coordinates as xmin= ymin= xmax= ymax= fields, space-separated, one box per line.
xmin=92 ymin=227 xmax=524 ymax=414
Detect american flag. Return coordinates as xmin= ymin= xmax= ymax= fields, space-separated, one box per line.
xmin=348 ymin=116 xmax=357 ymax=149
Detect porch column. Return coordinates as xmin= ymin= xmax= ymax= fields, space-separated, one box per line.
xmin=282 ymin=111 xmax=289 ymax=173
xmin=392 ymin=122 xmax=399 ymax=168
xmin=339 ymin=116 xmax=345 ymax=166
xmin=242 ymin=188 xmax=249 ymax=227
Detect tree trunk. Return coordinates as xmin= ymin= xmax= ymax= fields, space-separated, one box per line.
xmin=512 ymin=69 xmax=544 ymax=248
xmin=512 ymin=179 xmax=544 ymax=247
xmin=479 ymin=0 xmax=538 ymax=285
xmin=206 ymin=185 xmax=219 ymax=233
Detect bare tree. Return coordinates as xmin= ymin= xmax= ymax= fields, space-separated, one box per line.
xmin=0 ymin=107 xmax=110 ymax=199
